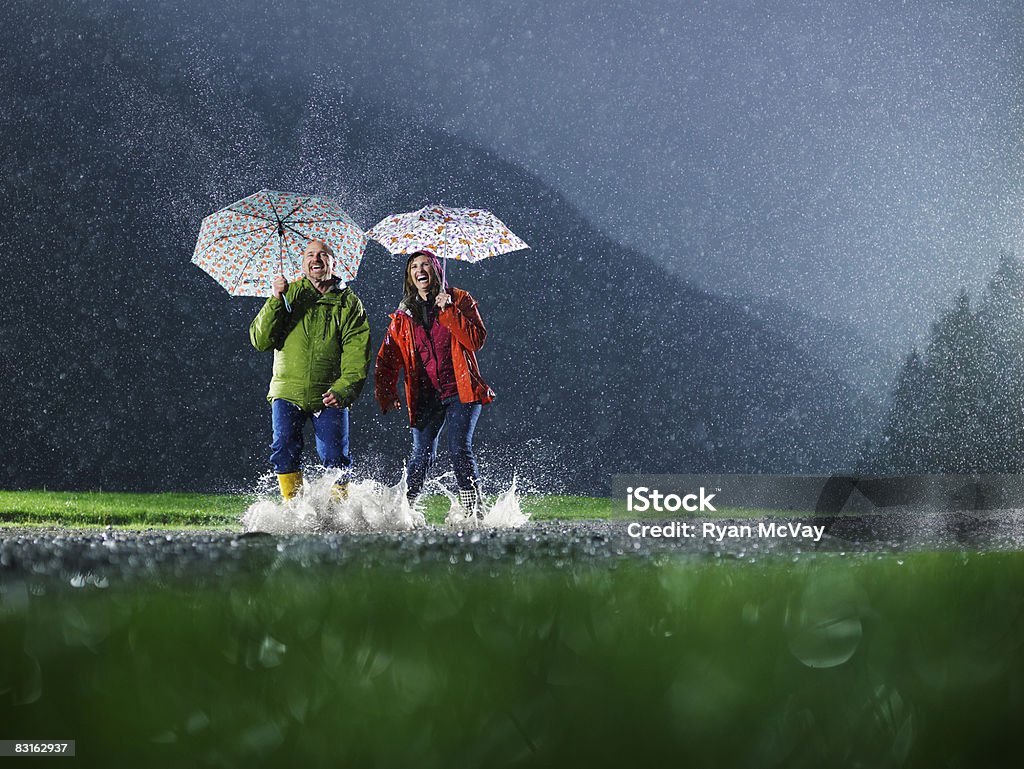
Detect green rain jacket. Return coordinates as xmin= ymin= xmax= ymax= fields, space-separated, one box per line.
xmin=249 ymin=278 xmax=371 ymax=412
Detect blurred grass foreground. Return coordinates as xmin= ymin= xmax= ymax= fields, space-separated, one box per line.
xmin=1 ymin=549 xmax=1022 ymax=768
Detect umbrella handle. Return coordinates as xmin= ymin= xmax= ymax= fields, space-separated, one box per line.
xmin=283 ymin=296 xmax=292 ymax=313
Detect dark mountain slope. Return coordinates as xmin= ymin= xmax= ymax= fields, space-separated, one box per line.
xmin=0 ymin=6 xmax=880 ymax=492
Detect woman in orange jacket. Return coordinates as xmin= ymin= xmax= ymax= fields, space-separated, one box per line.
xmin=375 ymin=251 xmax=495 ymax=515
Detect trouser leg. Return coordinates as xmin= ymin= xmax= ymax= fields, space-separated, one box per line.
xmin=406 ymin=396 xmax=445 ymax=502
xmin=312 ymin=406 xmax=351 ymax=478
xmin=445 ymin=399 xmax=483 ymax=515
xmin=270 ymin=399 xmax=306 ymax=474
xmin=271 ymin=399 xmax=307 ymax=500
xmin=445 ymin=399 xmax=482 ymax=492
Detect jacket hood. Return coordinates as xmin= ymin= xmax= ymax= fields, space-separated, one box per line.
xmin=296 ymin=276 xmax=351 ymax=305
xmin=406 ymin=249 xmax=448 ymax=292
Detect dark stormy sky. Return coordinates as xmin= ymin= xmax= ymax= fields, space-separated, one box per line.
xmin=40 ymin=0 xmax=1024 ymax=349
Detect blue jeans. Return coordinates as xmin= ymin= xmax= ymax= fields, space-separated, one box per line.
xmin=269 ymin=398 xmax=351 ymax=475
xmin=407 ymin=394 xmax=482 ymax=500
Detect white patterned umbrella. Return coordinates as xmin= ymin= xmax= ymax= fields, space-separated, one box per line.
xmin=366 ymin=205 xmax=529 ymax=283
xmin=192 ymin=190 xmax=367 ymax=297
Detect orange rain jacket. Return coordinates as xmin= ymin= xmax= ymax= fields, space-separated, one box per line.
xmin=375 ymin=287 xmax=495 ymax=426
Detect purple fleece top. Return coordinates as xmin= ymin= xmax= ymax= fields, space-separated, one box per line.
xmin=413 ymin=307 xmax=459 ymax=400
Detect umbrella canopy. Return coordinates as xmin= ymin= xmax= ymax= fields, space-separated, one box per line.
xmin=366 ymin=205 xmax=528 ymax=282
xmin=192 ymin=190 xmax=367 ymax=297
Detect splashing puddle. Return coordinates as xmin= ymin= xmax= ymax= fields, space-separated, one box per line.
xmin=242 ymin=471 xmax=529 ymax=534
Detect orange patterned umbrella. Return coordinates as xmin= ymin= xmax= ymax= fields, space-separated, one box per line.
xmin=366 ymin=205 xmax=528 ymax=284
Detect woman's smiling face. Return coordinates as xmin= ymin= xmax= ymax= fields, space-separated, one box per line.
xmin=408 ymin=254 xmax=436 ymax=294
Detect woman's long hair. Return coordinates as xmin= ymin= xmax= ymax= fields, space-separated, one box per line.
xmin=402 ymin=250 xmax=446 ymax=308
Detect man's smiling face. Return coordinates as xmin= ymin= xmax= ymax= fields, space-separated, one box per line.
xmin=302 ymin=240 xmax=334 ymax=283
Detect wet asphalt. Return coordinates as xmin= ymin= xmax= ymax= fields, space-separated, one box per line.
xmin=2 ymin=511 xmax=1024 ymax=585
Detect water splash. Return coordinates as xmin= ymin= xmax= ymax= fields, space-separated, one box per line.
xmin=441 ymin=476 xmax=531 ymax=529
xmin=242 ymin=470 xmax=424 ymax=534
xmin=242 ymin=470 xmax=529 ymax=533
xmin=785 ymin=574 xmax=867 ymax=669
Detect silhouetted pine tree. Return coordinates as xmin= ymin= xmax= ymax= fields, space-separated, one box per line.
xmin=975 ymin=253 xmax=1024 ymax=470
xmin=928 ymin=290 xmax=983 ymax=470
xmin=872 ymin=349 xmax=929 ymax=472
xmin=861 ymin=253 xmax=1024 ymax=473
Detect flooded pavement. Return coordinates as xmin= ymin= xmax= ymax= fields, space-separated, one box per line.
xmin=3 ymin=510 xmax=1024 ymax=584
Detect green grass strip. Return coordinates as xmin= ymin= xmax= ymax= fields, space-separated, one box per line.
xmin=0 ymin=490 xmax=618 ymax=529
xmin=0 ymin=490 xmax=250 ymax=527
xmin=0 ymin=489 xmax=812 ymax=529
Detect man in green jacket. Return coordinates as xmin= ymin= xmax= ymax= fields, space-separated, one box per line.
xmin=249 ymin=239 xmax=371 ymax=500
